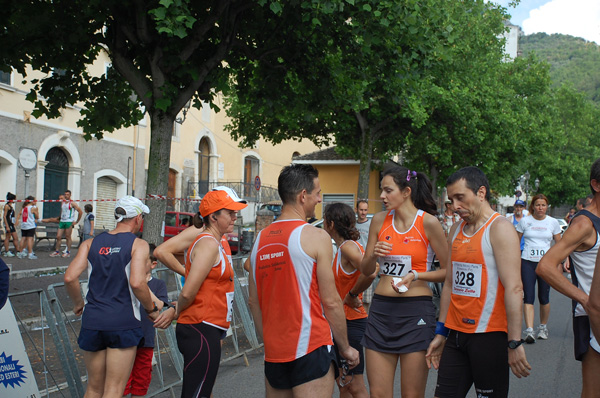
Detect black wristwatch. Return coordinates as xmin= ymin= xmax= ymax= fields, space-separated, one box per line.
xmin=145 ymin=302 xmax=159 ymax=314
xmin=508 ymin=339 xmax=525 ymax=349
xmin=162 ymin=300 xmax=174 ymax=310
xmin=348 ymin=291 xmax=359 ymax=298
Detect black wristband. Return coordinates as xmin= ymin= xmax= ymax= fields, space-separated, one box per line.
xmin=145 ymin=302 xmax=158 ymax=314
xmin=348 ymin=291 xmax=359 ymax=298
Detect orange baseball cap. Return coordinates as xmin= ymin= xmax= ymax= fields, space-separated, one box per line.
xmin=199 ymin=190 xmax=247 ymax=217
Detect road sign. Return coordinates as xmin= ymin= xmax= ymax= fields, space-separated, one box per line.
xmin=515 ymin=190 xmax=522 ymax=198
xmin=254 ymin=176 xmax=261 ymax=191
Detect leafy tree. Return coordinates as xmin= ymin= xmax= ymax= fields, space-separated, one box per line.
xmin=0 ymin=0 xmax=357 ymax=243
xmin=227 ymin=0 xmax=551 ymax=200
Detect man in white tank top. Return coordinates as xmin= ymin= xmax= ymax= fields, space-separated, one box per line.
xmin=537 ymin=158 xmax=600 ymax=397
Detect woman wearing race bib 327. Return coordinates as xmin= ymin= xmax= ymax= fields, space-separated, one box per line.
xmin=516 ymin=193 xmax=562 ymax=344
xmin=360 ymin=167 xmax=448 ymax=398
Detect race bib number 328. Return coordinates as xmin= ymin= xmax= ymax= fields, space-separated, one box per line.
xmin=379 ymin=255 xmax=412 ymax=276
xmin=452 ymin=261 xmax=482 ymax=298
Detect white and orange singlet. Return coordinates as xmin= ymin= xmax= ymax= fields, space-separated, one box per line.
xmin=250 ymin=220 xmax=333 ymax=363
xmin=333 ymin=240 xmax=367 ymax=321
xmin=445 ymin=213 xmax=508 ymax=334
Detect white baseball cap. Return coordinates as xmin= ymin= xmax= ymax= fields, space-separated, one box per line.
xmin=114 ymin=196 xmax=150 ymax=222
xmin=212 ymin=186 xmax=247 ymax=204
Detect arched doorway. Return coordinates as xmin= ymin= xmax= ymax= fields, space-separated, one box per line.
xmin=198 ymin=137 xmax=211 ymax=196
xmin=43 ymin=147 xmax=68 ymax=218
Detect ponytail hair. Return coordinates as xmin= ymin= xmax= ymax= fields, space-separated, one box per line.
xmin=192 ymin=212 xmax=204 ymax=229
xmin=382 ymin=166 xmax=437 ymax=216
xmin=323 ymin=203 xmax=360 ymax=241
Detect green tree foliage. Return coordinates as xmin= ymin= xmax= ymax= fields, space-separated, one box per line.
xmin=520 ymin=33 xmax=600 ymax=103
xmin=0 ymin=0 xmax=358 ymax=243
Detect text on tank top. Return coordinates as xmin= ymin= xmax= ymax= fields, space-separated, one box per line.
xmin=178 ymin=233 xmax=234 ymax=330
xmin=446 ymin=213 xmax=508 ymax=334
xmin=250 ymin=219 xmax=333 ymax=362
xmin=83 ymin=232 xmax=141 ymax=331
xmin=377 ymin=209 xmax=432 ymax=277
xmin=333 ymin=240 xmax=367 ymax=320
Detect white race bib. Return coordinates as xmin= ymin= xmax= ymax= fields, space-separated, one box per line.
xmin=226 ymin=291 xmax=234 ymax=322
xmin=452 ymin=261 xmax=482 ymax=298
xmin=379 ymin=255 xmax=412 ymax=276
xmin=525 ymin=245 xmax=546 ymax=262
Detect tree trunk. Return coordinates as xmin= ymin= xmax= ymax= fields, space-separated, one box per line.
xmin=143 ymin=112 xmax=175 ymax=246
xmin=356 ymin=112 xmax=373 ymax=203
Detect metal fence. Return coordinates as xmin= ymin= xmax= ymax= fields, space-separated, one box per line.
xmin=7 ymin=255 xmax=262 ymax=398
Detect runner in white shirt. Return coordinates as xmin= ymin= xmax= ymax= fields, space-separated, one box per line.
xmin=516 ymin=194 xmax=562 ymax=344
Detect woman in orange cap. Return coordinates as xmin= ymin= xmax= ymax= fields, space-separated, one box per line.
xmin=174 ymin=189 xmax=247 ymax=398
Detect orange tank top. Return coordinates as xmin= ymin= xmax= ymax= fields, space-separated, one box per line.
xmin=178 ymin=233 xmax=235 ymax=330
xmin=445 ymin=213 xmax=507 ymax=333
xmin=377 ymin=209 xmax=433 ymax=277
xmin=250 ymin=220 xmax=333 ymax=362
xmin=333 ymin=240 xmax=368 ymax=321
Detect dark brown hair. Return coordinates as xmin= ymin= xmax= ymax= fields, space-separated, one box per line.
xmin=324 ymin=203 xmax=360 ymax=241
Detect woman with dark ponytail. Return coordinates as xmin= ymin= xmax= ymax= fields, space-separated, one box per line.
xmin=324 ymin=203 xmax=376 ymax=398
xmin=360 ymin=166 xmax=448 ymax=398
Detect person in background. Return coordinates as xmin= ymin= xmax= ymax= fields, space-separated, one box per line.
xmin=3 ymin=192 xmax=20 ymax=257
xmin=565 ymin=207 xmax=577 ymax=224
xmin=123 ymin=243 xmax=173 ymax=398
xmin=577 ymin=198 xmax=586 ymax=212
xmin=324 ymin=202 xmax=376 ymax=398
xmin=440 ymin=199 xmax=461 ymax=237
xmin=517 ymin=194 xmax=562 ymax=343
xmin=15 ymin=196 xmax=39 ymax=260
xmin=585 ymin=194 xmax=594 ymax=209
xmin=507 ymin=199 xmax=527 ymax=252
xmin=82 ymin=204 xmax=95 ymax=241
xmin=355 ymin=199 xmax=375 ymax=307
xmin=48 ymin=190 xmax=83 ymax=258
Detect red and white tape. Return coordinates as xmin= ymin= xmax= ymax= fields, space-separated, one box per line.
xmin=0 ymin=196 xmax=201 ymax=204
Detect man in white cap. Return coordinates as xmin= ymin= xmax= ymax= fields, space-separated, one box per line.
xmin=64 ymin=196 xmax=159 ymax=398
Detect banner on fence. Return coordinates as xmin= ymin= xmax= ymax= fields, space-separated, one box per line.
xmin=0 ymin=298 xmax=40 ymax=398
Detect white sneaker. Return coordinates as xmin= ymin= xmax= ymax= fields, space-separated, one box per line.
xmin=17 ymin=251 xmax=27 ymax=258
xmin=22 ymin=248 xmax=28 ymax=255
xmin=537 ymin=325 xmax=548 ymax=340
xmin=3 ymin=251 xmax=15 ymax=257
xmin=28 ymin=253 xmax=38 ymax=260
xmin=524 ymin=328 xmax=536 ymax=344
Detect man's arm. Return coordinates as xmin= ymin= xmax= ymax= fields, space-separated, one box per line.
xmin=73 ymin=203 xmax=83 ymax=224
xmin=491 ymin=217 xmax=531 ymax=378
xmin=304 ymin=226 xmax=359 ymax=367
xmin=89 ymin=217 xmax=95 ymax=235
xmin=129 ymin=239 xmax=158 ymax=320
xmin=64 ymin=239 xmax=92 ymax=315
xmin=537 ymin=216 xmax=591 ymax=304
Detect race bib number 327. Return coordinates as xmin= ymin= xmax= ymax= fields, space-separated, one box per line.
xmin=379 ymin=255 xmax=412 ymax=276
xmin=452 ymin=261 xmax=482 ymax=298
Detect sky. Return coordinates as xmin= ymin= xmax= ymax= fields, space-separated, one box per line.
xmin=494 ymin=0 xmax=600 ymax=44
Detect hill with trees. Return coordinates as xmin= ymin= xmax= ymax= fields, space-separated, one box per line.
xmin=520 ymin=32 xmax=600 ymax=103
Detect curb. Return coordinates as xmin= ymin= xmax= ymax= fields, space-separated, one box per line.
xmin=8 ymin=265 xmax=68 ymax=280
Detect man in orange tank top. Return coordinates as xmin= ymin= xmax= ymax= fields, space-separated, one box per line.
xmin=426 ymin=167 xmax=531 ymax=398
xmin=248 ymin=164 xmax=359 ymax=398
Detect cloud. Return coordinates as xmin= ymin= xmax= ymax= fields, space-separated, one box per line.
xmin=522 ymin=0 xmax=600 ymax=44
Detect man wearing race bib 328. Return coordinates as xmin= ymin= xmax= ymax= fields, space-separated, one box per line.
xmin=426 ymin=166 xmax=531 ymax=398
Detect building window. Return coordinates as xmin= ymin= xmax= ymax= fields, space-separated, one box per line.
xmin=244 ymin=156 xmax=260 ymax=199
xmin=0 ymin=69 xmax=11 ymax=85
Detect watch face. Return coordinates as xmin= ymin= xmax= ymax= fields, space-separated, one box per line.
xmin=508 ymin=340 xmax=521 ymax=349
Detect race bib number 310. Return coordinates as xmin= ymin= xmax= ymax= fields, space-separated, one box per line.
xmin=379 ymin=255 xmax=412 ymax=276
xmin=452 ymin=261 xmax=482 ymax=298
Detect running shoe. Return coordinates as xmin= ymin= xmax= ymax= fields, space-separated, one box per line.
xmin=17 ymin=251 xmax=27 ymax=258
xmin=62 ymin=251 xmax=71 ymax=258
xmin=28 ymin=253 xmax=38 ymax=260
xmin=3 ymin=251 xmax=15 ymax=257
xmin=537 ymin=325 xmax=548 ymax=340
xmin=524 ymin=328 xmax=536 ymax=344
xmin=50 ymin=251 xmax=61 ymax=257
xmin=22 ymin=248 xmax=28 ymax=254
